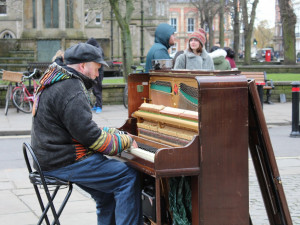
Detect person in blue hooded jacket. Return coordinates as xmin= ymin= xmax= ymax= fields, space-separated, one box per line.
xmin=145 ymin=23 xmax=176 ymax=72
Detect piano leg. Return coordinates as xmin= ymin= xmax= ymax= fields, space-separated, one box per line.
xmin=191 ymin=175 xmax=200 ymax=225
xmin=155 ymin=177 xmax=162 ymax=225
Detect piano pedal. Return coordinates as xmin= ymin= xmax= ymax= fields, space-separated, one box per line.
xmin=143 ymin=215 xmax=151 ymax=225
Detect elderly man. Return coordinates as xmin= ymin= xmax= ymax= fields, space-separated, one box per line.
xmin=31 ymin=42 xmax=142 ymax=225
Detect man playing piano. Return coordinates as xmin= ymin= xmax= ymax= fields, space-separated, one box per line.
xmin=31 ymin=42 xmax=142 ymax=225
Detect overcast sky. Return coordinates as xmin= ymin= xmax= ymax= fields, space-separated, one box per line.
xmin=255 ymin=0 xmax=276 ymax=27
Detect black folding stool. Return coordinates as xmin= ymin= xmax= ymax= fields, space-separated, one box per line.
xmin=23 ymin=142 xmax=73 ymax=225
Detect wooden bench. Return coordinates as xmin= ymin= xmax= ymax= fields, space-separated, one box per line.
xmin=241 ymin=71 xmax=275 ymax=107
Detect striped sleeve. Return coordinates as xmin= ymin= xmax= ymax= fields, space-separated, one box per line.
xmin=89 ymin=129 xmax=132 ymax=156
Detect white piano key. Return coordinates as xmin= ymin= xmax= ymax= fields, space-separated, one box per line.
xmin=129 ymin=147 xmax=155 ymax=163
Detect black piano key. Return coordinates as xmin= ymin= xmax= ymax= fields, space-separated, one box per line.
xmin=136 ymin=141 xmax=158 ymax=154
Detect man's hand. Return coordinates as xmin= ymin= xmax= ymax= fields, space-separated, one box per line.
xmin=131 ymin=140 xmax=138 ymax=149
xmin=127 ymin=133 xmax=138 ymax=149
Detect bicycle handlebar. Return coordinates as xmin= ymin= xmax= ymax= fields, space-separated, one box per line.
xmin=22 ymin=68 xmax=41 ymax=79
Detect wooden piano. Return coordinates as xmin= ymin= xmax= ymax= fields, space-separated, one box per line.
xmin=117 ymin=70 xmax=292 ymax=225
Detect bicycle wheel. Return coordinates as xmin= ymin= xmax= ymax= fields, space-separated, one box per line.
xmin=4 ymin=83 xmax=12 ymax=116
xmin=12 ymin=88 xmax=32 ymax=113
xmin=123 ymin=84 xmax=128 ymax=109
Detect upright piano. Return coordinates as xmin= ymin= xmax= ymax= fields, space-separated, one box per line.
xmin=117 ymin=70 xmax=292 ymax=225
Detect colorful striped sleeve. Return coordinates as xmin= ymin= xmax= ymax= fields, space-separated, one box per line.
xmin=89 ymin=129 xmax=132 ymax=156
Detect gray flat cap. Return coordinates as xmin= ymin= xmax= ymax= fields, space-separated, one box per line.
xmin=64 ymin=43 xmax=108 ymax=67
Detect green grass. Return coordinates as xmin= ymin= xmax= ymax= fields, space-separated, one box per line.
xmin=102 ymin=74 xmax=300 ymax=83
xmin=102 ymin=78 xmax=125 ymax=84
xmin=267 ymin=73 xmax=300 ymax=82
xmin=1 ymin=74 xmax=299 ymax=85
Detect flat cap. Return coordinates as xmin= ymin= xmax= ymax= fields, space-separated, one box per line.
xmin=64 ymin=43 xmax=108 ymax=67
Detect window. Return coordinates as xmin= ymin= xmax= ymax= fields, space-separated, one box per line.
xmin=187 ymin=18 xmax=194 ymax=33
xmin=156 ymin=1 xmax=165 ymax=16
xmin=296 ymin=25 xmax=300 ymax=37
xmin=43 ymin=0 xmax=59 ymax=28
xmin=95 ymin=12 xmax=101 ymax=25
xmin=85 ymin=11 xmax=88 ymax=24
xmin=148 ymin=0 xmax=153 ymax=16
xmin=2 ymin=32 xmax=12 ymax=39
xmin=160 ymin=2 xmax=165 ymax=16
xmin=65 ymin=0 xmax=74 ymax=28
xmin=0 ymin=0 xmax=7 ymax=15
xmin=32 ymin=0 xmax=36 ymax=28
xmin=171 ymin=18 xmax=177 ymax=32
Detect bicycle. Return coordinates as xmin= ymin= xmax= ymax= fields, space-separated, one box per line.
xmin=1 ymin=69 xmax=22 ymax=116
xmin=12 ymin=68 xmax=41 ymax=114
xmin=123 ymin=64 xmax=145 ymax=109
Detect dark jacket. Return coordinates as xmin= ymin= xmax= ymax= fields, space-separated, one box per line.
xmin=31 ymin=63 xmax=132 ymax=171
xmin=145 ymin=23 xmax=175 ymax=72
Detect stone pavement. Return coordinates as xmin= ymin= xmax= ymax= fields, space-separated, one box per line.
xmin=0 ymin=103 xmax=299 ymax=225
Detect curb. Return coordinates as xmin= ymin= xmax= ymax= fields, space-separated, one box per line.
xmin=0 ymin=130 xmax=31 ymax=136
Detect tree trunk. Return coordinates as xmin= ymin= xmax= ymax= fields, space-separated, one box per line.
xmin=219 ymin=0 xmax=224 ymax=48
xmin=233 ymin=0 xmax=240 ymax=62
xmin=208 ymin=19 xmax=214 ymax=50
xmin=241 ymin=0 xmax=259 ymax=65
xmin=278 ymin=0 xmax=296 ymax=65
xmin=109 ymin=0 xmax=134 ymax=79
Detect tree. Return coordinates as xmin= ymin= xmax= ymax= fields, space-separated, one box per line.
xmin=278 ymin=0 xmax=296 ymax=65
xmin=108 ymin=0 xmax=134 ymax=79
xmin=253 ymin=20 xmax=274 ymax=49
xmin=219 ymin=0 xmax=225 ymax=47
xmin=233 ymin=0 xmax=240 ymax=62
xmin=191 ymin=0 xmax=221 ymax=49
xmin=241 ymin=0 xmax=259 ymax=65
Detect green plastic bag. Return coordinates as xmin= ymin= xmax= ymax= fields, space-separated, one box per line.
xmin=168 ymin=176 xmax=192 ymax=225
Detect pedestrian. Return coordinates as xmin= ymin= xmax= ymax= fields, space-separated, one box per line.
xmin=223 ymin=47 xmax=237 ymax=69
xmin=173 ymin=28 xmax=214 ymax=70
xmin=31 ymin=42 xmax=143 ymax=225
xmin=86 ymin=37 xmax=104 ymax=113
xmin=209 ymin=46 xmax=231 ymax=70
xmin=145 ymin=23 xmax=176 ymax=72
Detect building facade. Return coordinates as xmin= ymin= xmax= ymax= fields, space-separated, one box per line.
xmin=0 ymin=0 xmax=170 ymax=62
xmin=0 ymin=0 xmax=233 ymax=64
xmin=168 ymin=0 xmax=233 ymax=54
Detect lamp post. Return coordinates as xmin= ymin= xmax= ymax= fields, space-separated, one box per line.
xmin=110 ymin=7 xmax=114 ymax=61
xmin=140 ymin=0 xmax=144 ymax=63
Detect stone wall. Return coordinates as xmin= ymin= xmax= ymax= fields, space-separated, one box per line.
xmin=268 ymin=81 xmax=294 ymax=102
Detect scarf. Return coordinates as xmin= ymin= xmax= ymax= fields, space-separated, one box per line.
xmin=32 ymin=63 xmax=72 ymax=116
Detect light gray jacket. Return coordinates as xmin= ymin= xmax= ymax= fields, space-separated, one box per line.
xmin=174 ymin=49 xmax=214 ymax=70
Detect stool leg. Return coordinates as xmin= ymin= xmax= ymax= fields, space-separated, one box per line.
xmin=51 ymin=184 xmax=73 ymax=225
xmin=33 ymin=184 xmax=51 ymax=225
xmin=38 ymin=186 xmax=61 ymax=225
